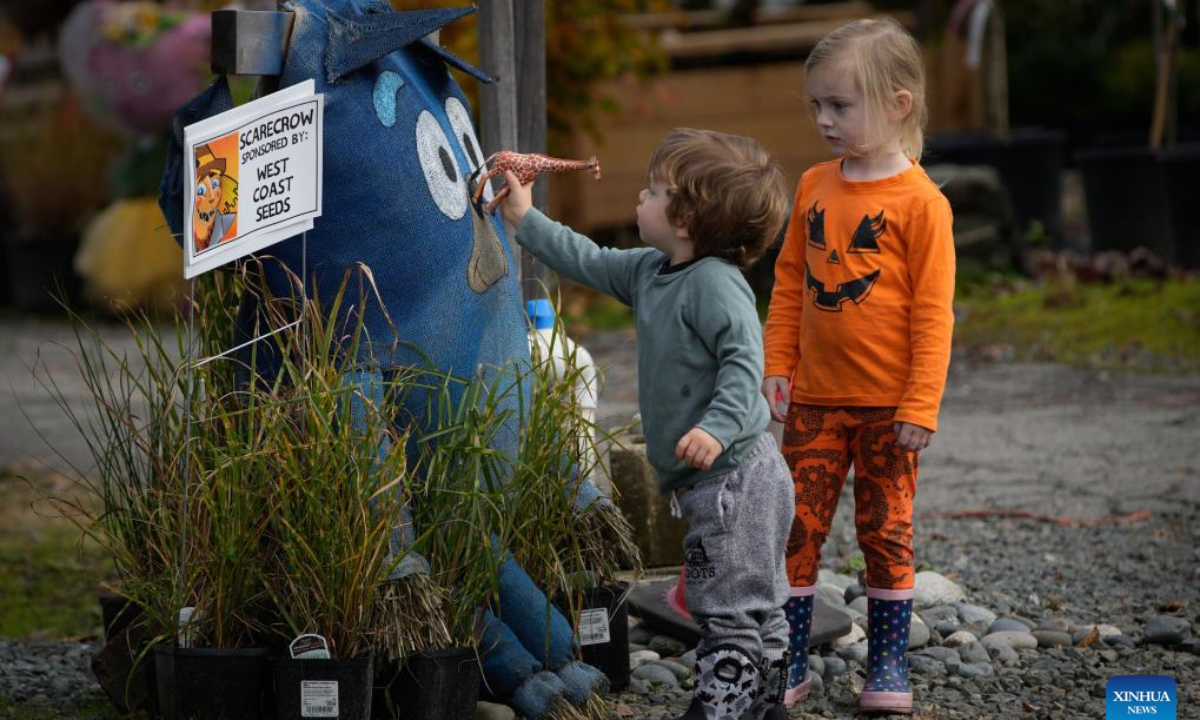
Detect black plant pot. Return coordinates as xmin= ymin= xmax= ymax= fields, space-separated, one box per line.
xmin=1160 ymin=144 xmax=1200 ymax=269
xmin=1076 ymin=146 xmax=1173 ymax=259
xmin=4 ymin=235 xmax=83 ymax=313
xmin=926 ymin=128 xmax=1065 ymax=241
xmin=272 ymin=655 xmax=373 ymax=720
xmin=99 ymin=593 xmax=142 ymax=641
xmin=154 ymin=645 xmax=271 ymax=720
xmin=372 ymin=647 xmax=480 ymax=720
xmin=93 ymin=595 xmax=160 ymax=718
xmin=556 ymin=583 xmax=631 ymax=691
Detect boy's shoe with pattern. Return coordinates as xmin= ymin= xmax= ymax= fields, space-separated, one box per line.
xmin=783 ymin=586 xmax=815 ymax=706
xmin=858 ymin=588 xmax=915 ymax=714
xmin=665 ymin=645 xmax=760 ymax=720
xmin=750 ymin=649 xmax=790 ymax=720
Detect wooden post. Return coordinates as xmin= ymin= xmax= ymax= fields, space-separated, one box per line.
xmin=514 ymin=0 xmax=552 ymax=297
xmin=479 ymin=0 xmax=551 ymax=300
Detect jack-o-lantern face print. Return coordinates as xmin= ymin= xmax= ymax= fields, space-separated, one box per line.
xmin=805 ymin=202 xmax=886 ymax=311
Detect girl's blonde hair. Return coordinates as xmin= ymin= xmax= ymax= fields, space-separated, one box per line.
xmin=805 ymin=17 xmax=927 ymax=161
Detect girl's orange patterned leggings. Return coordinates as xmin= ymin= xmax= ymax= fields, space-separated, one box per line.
xmin=781 ymin=404 xmax=918 ymax=590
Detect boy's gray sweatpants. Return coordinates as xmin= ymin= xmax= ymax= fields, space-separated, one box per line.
xmin=677 ymin=433 xmax=793 ymax=664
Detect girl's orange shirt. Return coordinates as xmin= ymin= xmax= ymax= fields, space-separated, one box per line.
xmin=763 ymin=159 xmax=955 ymax=431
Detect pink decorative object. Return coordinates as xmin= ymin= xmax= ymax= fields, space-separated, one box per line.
xmin=59 ymin=1 xmax=211 ymax=135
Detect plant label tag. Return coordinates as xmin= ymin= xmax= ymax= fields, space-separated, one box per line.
xmin=579 ymin=607 xmax=610 ymax=646
xmin=177 ymin=607 xmax=200 ymax=649
xmin=301 ymin=680 xmax=339 ymax=718
xmin=290 ymin=633 xmax=331 ymax=660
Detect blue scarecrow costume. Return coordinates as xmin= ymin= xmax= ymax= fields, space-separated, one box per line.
xmin=158 ymin=2 xmax=622 ymax=718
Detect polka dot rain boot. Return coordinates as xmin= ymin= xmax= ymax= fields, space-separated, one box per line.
xmin=859 ymin=588 xmax=915 ymax=714
xmin=782 ymin=587 xmax=815 ymax=707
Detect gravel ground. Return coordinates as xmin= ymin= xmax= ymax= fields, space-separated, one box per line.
xmin=1 ymin=321 xmax=1198 ymax=719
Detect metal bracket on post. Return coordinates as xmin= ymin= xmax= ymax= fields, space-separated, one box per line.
xmin=211 ymin=9 xmax=293 ymax=77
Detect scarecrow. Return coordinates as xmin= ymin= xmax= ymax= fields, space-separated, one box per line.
xmin=159 ymin=2 xmax=631 ymax=719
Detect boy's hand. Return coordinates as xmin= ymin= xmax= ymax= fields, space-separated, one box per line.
xmin=894 ymin=422 xmax=933 ymax=452
xmin=500 ymin=170 xmax=534 ymax=229
xmin=676 ymin=427 xmax=723 ymax=470
xmin=761 ymin=375 xmax=790 ymax=423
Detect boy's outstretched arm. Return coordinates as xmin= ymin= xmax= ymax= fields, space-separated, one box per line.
xmin=500 ymin=171 xmax=658 ymax=306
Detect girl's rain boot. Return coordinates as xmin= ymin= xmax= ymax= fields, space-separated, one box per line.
xmin=667 ymin=645 xmax=760 ymax=720
xmin=859 ymin=588 xmax=914 ymax=714
xmin=782 ymin=587 xmax=814 ymax=706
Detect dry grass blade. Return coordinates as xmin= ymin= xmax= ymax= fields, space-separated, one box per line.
xmin=371 ymin=574 xmax=453 ymax=662
xmin=584 ymin=691 xmax=618 ymax=720
xmin=544 ymin=699 xmax=590 ymax=720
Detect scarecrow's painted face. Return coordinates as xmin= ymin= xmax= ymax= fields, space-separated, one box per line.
xmin=805 ymin=201 xmax=885 ymax=311
xmin=195 ymin=171 xmax=222 ymax=217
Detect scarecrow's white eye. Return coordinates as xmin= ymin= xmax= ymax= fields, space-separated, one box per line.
xmin=444 ymin=96 xmax=492 ymax=203
xmin=415 ymin=110 xmax=467 ymax=220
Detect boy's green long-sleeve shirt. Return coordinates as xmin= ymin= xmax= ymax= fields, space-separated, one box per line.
xmin=516 ymin=208 xmax=769 ymax=493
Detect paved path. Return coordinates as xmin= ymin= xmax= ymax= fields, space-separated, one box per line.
xmin=4 ymin=318 xmax=1199 ymax=522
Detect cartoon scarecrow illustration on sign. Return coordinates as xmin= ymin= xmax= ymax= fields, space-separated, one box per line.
xmin=191 ymin=141 xmax=238 ymax=253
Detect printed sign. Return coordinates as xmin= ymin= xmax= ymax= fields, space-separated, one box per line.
xmin=183 ymin=79 xmax=323 ymax=279
xmin=579 ymin=607 xmax=611 ymax=646
xmin=301 ymin=680 xmax=339 ymax=718
xmin=1107 ymin=675 xmax=1176 ymax=718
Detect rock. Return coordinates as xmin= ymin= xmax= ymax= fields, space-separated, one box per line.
xmin=1033 ymin=631 xmax=1073 ymax=648
xmin=809 ymin=671 xmax=825 ymax=696
xmin=987 ymin=644 xmax=1020 ymax=665
xmin=632 ymin=663 xmax=680 ymax=688
xmin=816 ymin=584 xmax=847 ymax=607
xmin=648 ymin=635 xmax=689 ymax=657
xmin=629 ymin=643 xmax=648 ymax=654
xmin=913 ymin=572 xmax=966 ymax=608
xmin=630 ymin=650 xmax=661 ymax=668
xmin=919 ymin=605 xmax=960 ymax=626
xmin=831 ymin=623 xmax=866 ymax=648
xmin=982 ymin=631 xmax=1038 ymax=651
xmin=820 ymin=655 xmax=845 ymax=678
xmin=919 ymin=646 xmax=960 ymax=663
xmin=628 ymin=624 xmax=655 ymax=646
xmin=847 ymin=596 xmax=869 ymax=616
xmin=818 ymin=569 xmax=855 ymax=591
xmin=812 ymin=594 xmax=855 ymax=646
xmin=1072 ymin=624 xmax=1123 ymax=644
xmin=933 ymin=620 xmax=960 ymax=638
xmin=954 ymin=603 xmax=997 ymax=627
xmin=989 ymin=616 xmax=1034 ymax=634
xmin=908 ymin=654 xmax=945 ymax=675
xmin=1034 ymin=617 xmax=1073 ymax=633
xmin=476 ymin=700 xmax=516 ymax=720
xmin=651 ymin=660 xmax=691 ymax=681
xmin=959 ymin=641 xmax=990 ymax=664
xmin=944 ymin=630 xmax=979 ymax=648
xmin=954 ymin=662 xmax=995 ymax=679
xmin=844 ymin=584 xmax=866 ymax=604
xmin=1103 ymin=634 xmax=1136 ymax=650
xmin=1143 ymin=616 xmax=1191 ymax=646
xmin=908 ymin=615 xmax=931 ymax=650
xmin=835 ymin=641 xmax=868 ymax=667
xmin=628 ymin=677 xmax=651 ymax=695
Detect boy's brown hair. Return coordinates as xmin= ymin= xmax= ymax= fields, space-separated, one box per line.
xmin=648 ymin=127 xmax=789 ymax=269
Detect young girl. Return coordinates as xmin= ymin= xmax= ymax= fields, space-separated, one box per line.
xmin=761 ymin=18 xmax=955 ymax=715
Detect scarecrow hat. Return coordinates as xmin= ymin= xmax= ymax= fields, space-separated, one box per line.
xmin=194 ymin=142 xmax=226 ymax=183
